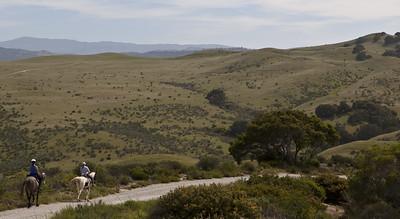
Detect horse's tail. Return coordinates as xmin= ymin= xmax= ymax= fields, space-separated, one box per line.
xmin=20 ymin=180 xmax=26 ymax=197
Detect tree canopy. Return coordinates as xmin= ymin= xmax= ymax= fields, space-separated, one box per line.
xmin=347 ymin=145 xmax=400 ymax=218
xmin=229 ymin=110 xmax=339 ymax=164
xmin=206 ymin=88 xmax=226 ymax=107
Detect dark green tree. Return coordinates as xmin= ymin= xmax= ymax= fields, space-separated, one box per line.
xmin=315 ymin=104 xmax=338 ymax=119
xmin=228 ymin=120 xmax=248 ymax=137
xmin=352 ymin=44 xmax=366 ymax=54
xmin=206 ymin=88 xmax=226 ymax=107
xmin=229 ymin=110 xmax=339 ymax=164
xmin=337 ymin=101 xmax=352 ymax=115
xmin=347 ymin=145 xmax=400 ymax=218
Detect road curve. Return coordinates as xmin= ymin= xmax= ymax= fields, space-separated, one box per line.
xmin=0 ymin=176 xmax=249 ymax=219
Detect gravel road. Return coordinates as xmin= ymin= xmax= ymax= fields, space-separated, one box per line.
xmin=0 ymin=176 xmax=249 ymax=219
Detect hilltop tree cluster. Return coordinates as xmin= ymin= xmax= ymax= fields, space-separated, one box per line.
xmin=383 ymin=32 xmax=400 ymax=45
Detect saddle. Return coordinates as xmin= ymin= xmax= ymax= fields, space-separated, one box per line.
xmin=27 ymin=175 xmax=40 ymax=184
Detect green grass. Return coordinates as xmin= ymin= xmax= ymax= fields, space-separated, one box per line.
xmin=52 ymin=200 xmax=156 ymax=219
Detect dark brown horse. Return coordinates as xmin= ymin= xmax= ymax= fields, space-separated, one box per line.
xmin=21 ymin=173 xmax=45 ymax=208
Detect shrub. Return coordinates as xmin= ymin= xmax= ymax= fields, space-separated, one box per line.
xmin=352 ymin=44 xmax=365 ymax=54
xmin=53 ymin=200 xmax=155 ymax=219
xmin=206 ymin=88 xmax=226 ymax=107
xmin=196 ymin=156 xmax=221 ymax=171
xmin=129 ymin=166 xmax=152 ymax=181
xmin=149 ymin=184 xmax=258 ymax=219
xmin=313 ymin=174 xmax=348 ymax=204
xmin=355 ymin=51 xmax=372 ymax=61
xmin=347 ymin=145 xmax=400 ymax=217
xmin=218 ymin=160 xmax=240 ymax=176
xmin=244 ymin=176 xmax=327 ymax=218
xmin=315 ymin=104 xmax=338 ymax=119
xmin=240 ymin=160 xmax=258 ymax=173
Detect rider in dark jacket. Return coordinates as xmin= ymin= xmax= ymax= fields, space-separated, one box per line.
xmin=28 ymin=159 xmax=42 ymax=184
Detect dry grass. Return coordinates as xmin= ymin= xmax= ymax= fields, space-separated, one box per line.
xmin=0 ymin=33 xmax=399 ymax=168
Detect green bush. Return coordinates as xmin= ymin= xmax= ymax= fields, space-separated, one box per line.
xmin=150 ymin=175 xmax=328 ymax=219
xmin=347 ymin=145 xmax=400 ymax=217
xmin=315 ymin=104 xmax=338 ymax=119
xmin=119 ymin=175 xmax=131 ymax=185
xmin=240 ymin=160 xmax=258 ymax=173
xmin=313 ymin=174 xmax=348 ymax=204
xmin=53 ymin=200 xmax=156 ymax=219
xmin=352 ymin=44 xmax=366 ymax=54
xmin=206 ymin=88 xmax=226 ymax=107
xmin=149 ymin=184 xmax=258 ymax=219
xmin=196 ymin=156 xmax=221 ymax=171
xmin=355 ymin=51 xmax=372 ymax=61
xmin=218 ymin=160 xmax=240 ymax=176
xmin=130 ymin=167 xmax=148 ymax=181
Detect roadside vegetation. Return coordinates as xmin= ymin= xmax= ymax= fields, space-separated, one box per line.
xmin=52 ymin=144 xmax=400 ymax=219
xmin=52 ymin=200 xmax=156 ymax=219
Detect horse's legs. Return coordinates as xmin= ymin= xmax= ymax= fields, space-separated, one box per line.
xmin=30 ymin=195 xmax=34 ymax=208
xmin=26 ymin=191 xmax=31 ymax=208
xmin=77 ymin=186 xmax=83 ymax=201
xmin=85 ymin=185 xmax=91 ymax=201
xmin=36 ymin=190 xmax=40 ymax=207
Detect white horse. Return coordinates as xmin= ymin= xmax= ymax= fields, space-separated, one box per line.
xmin=71 ymin=172 xmax=96 ymax=201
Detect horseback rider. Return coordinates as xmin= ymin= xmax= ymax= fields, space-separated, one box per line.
xmin=80 ymin=162 xmax=93 ymax=183
xmin=28 ymin=159 xmax=42 ymax=185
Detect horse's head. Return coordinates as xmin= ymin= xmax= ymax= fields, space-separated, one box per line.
xmin=89 ymin=172 xmax=96 ymax=179
xmin=89 ymin=172 xmax=96 ymax=185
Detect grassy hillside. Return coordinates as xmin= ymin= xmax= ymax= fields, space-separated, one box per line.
xmin=318 ymin=140 xmax=398 ymax=159
xmin=319 ymin=130 xmax=400 ymax=159
xmin=1 ymin=32 xmax=400 ymax=173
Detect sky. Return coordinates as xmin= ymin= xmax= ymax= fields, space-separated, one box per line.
xmin=0 ymin=0 xmax=399 ymax=49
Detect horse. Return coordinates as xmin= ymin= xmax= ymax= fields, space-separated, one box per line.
xmin=21 ymin=173 xmax=46 ymax=208
xmin=71 ymin=172 xmax=96 ymax=201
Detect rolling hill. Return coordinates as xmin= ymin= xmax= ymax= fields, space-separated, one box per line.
xmin=0 ymin=32 xmax=399 ymax=172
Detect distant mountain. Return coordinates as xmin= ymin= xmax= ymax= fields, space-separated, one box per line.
xmin=0 ymin=47 xmax=51 ymax=61
xmin=126 ymin=48 xmax=249 ymax=58
xmin=0 ymin=37 xmax=231 ymax=55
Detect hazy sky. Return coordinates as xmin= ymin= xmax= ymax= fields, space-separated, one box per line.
xmin=0 ymin=0 xmax=399 ymax=48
